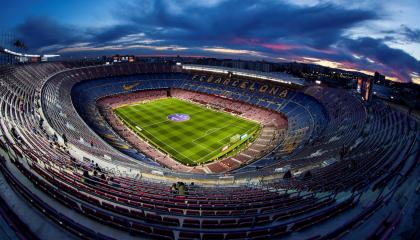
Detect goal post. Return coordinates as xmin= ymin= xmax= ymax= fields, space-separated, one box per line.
xmin=230 ymin=134 xmax=240 ymax=143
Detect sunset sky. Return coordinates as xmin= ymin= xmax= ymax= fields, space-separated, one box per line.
xmin=1 ymin=0 xmax=419 ymax=83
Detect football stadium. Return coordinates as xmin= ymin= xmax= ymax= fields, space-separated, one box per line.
xmin=113 ymin=98 xmax=261 ymax=166
xmin=0 ymin=1 xmax=420 ymax=240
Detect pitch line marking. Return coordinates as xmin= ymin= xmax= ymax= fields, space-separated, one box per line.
xmin=191 ymin=118 xmax=248 ymax=143
xmin=117 ymin=98 xmax=260 ymax=164
xmin=195 ymin=123 xmax=260 ymax=163
xmin=142 ymin=119 xmax=171 ymax=128
xmin=139 ymin=127 xmax=192 ymax=160
xmin=117 ymin=110 xmax=192 ymax=161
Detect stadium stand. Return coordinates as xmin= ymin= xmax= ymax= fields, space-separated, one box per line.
xmin=0 ymin=62 xmax=419 ymax=239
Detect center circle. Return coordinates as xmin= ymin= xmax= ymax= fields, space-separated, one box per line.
xmin=167 ymin=113 xmax=190 ymax=122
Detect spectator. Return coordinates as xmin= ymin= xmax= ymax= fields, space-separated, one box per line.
xmin=62 ymin=133 xmax=67 ymax=145
xmin=82 ymin=170 xmax=90 ymax=184
xmin=178 ymin=182 xmax=186 ymax=195
xmin=170 ymin=183 xmax=178 ymax=194
xmin=100 ymin=173 xmax=107 ymax=182
xmin=283 ymin=170 xmax=292 ymax=179
xmin=90 ymin=171 xmax=99 ymax=185
xmin=95 ymin=163 xmax=102 ymax=172
xmin=108 ymin=177 xmax=120 ymax=188
xmin=10 ymin=127 xmax=21 ymax=141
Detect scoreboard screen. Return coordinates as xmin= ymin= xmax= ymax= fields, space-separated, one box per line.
xmin=240 ymin=133 xmax=248 ymax=140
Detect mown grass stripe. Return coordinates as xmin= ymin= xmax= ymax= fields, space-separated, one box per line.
xmin=114 ymin=98 xmax=260 ymax=166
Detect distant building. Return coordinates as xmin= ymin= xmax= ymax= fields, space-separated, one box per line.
xmin=112 ymin=55 xmax=135 ymax=63
xmin=374 ymin=71 xmax=385 ymax=84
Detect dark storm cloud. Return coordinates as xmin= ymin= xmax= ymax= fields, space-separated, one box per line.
xmin=381 ymin=25 xmax=420 ymax=44
xmin=401 ymin=26 xmax=420 ymax=42
xmin=122 ymin=0 xmax=378 ymax=48
xmin=339 ymin=37 xmax=420 ymax=81
xmin=14 ymin=16 xmax=88 ymax=50
xmin=89 ymin=24 xmax=139 ymax=44
xmin=10 ymin=0 xmax=419 ymax=82
xmin=15 ymin=0 xmax=378 ymax=50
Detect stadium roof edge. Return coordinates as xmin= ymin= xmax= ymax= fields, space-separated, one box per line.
xmin=181 ymin=64 xmax=305 ymax=87
xmin=0 ymin=47 xmax=60 ymax=58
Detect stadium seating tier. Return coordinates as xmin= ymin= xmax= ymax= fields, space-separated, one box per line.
xmin=0 ymin=62 xmax=419 ymax=239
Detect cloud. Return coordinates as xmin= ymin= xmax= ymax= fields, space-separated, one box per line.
xmin=10 ymin=0 xmax=420 ymax=83
xmin=380 ymin=25 xmax=420 ymax=44
xmin=338 ymin=37 xmax=420 ymax=82
xmin=119 ymin=0 xmax=378 ymax=48
xmin=14 ymin=16 xmax=88 ymax=50
xmin=89 ymin=24 xmax=141 ymax=44
xmin=401 ymin=26 xmax=420 ymax=43
xmin=201 ymin=47 xmax=266 ymax=57
xmin=58 ymin=44 xmax=188 ymax=54
xmin=15 ymin=1 xmax=377 ymax=52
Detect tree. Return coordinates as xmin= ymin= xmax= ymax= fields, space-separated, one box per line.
xmin=283 ymin=170 xmax=292 ymax=179
xmin=13 ymin=40 xmax=28 ymax=51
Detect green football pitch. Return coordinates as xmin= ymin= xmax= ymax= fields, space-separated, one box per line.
xmin=113 ymin=98 xmax=260 ymax=166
